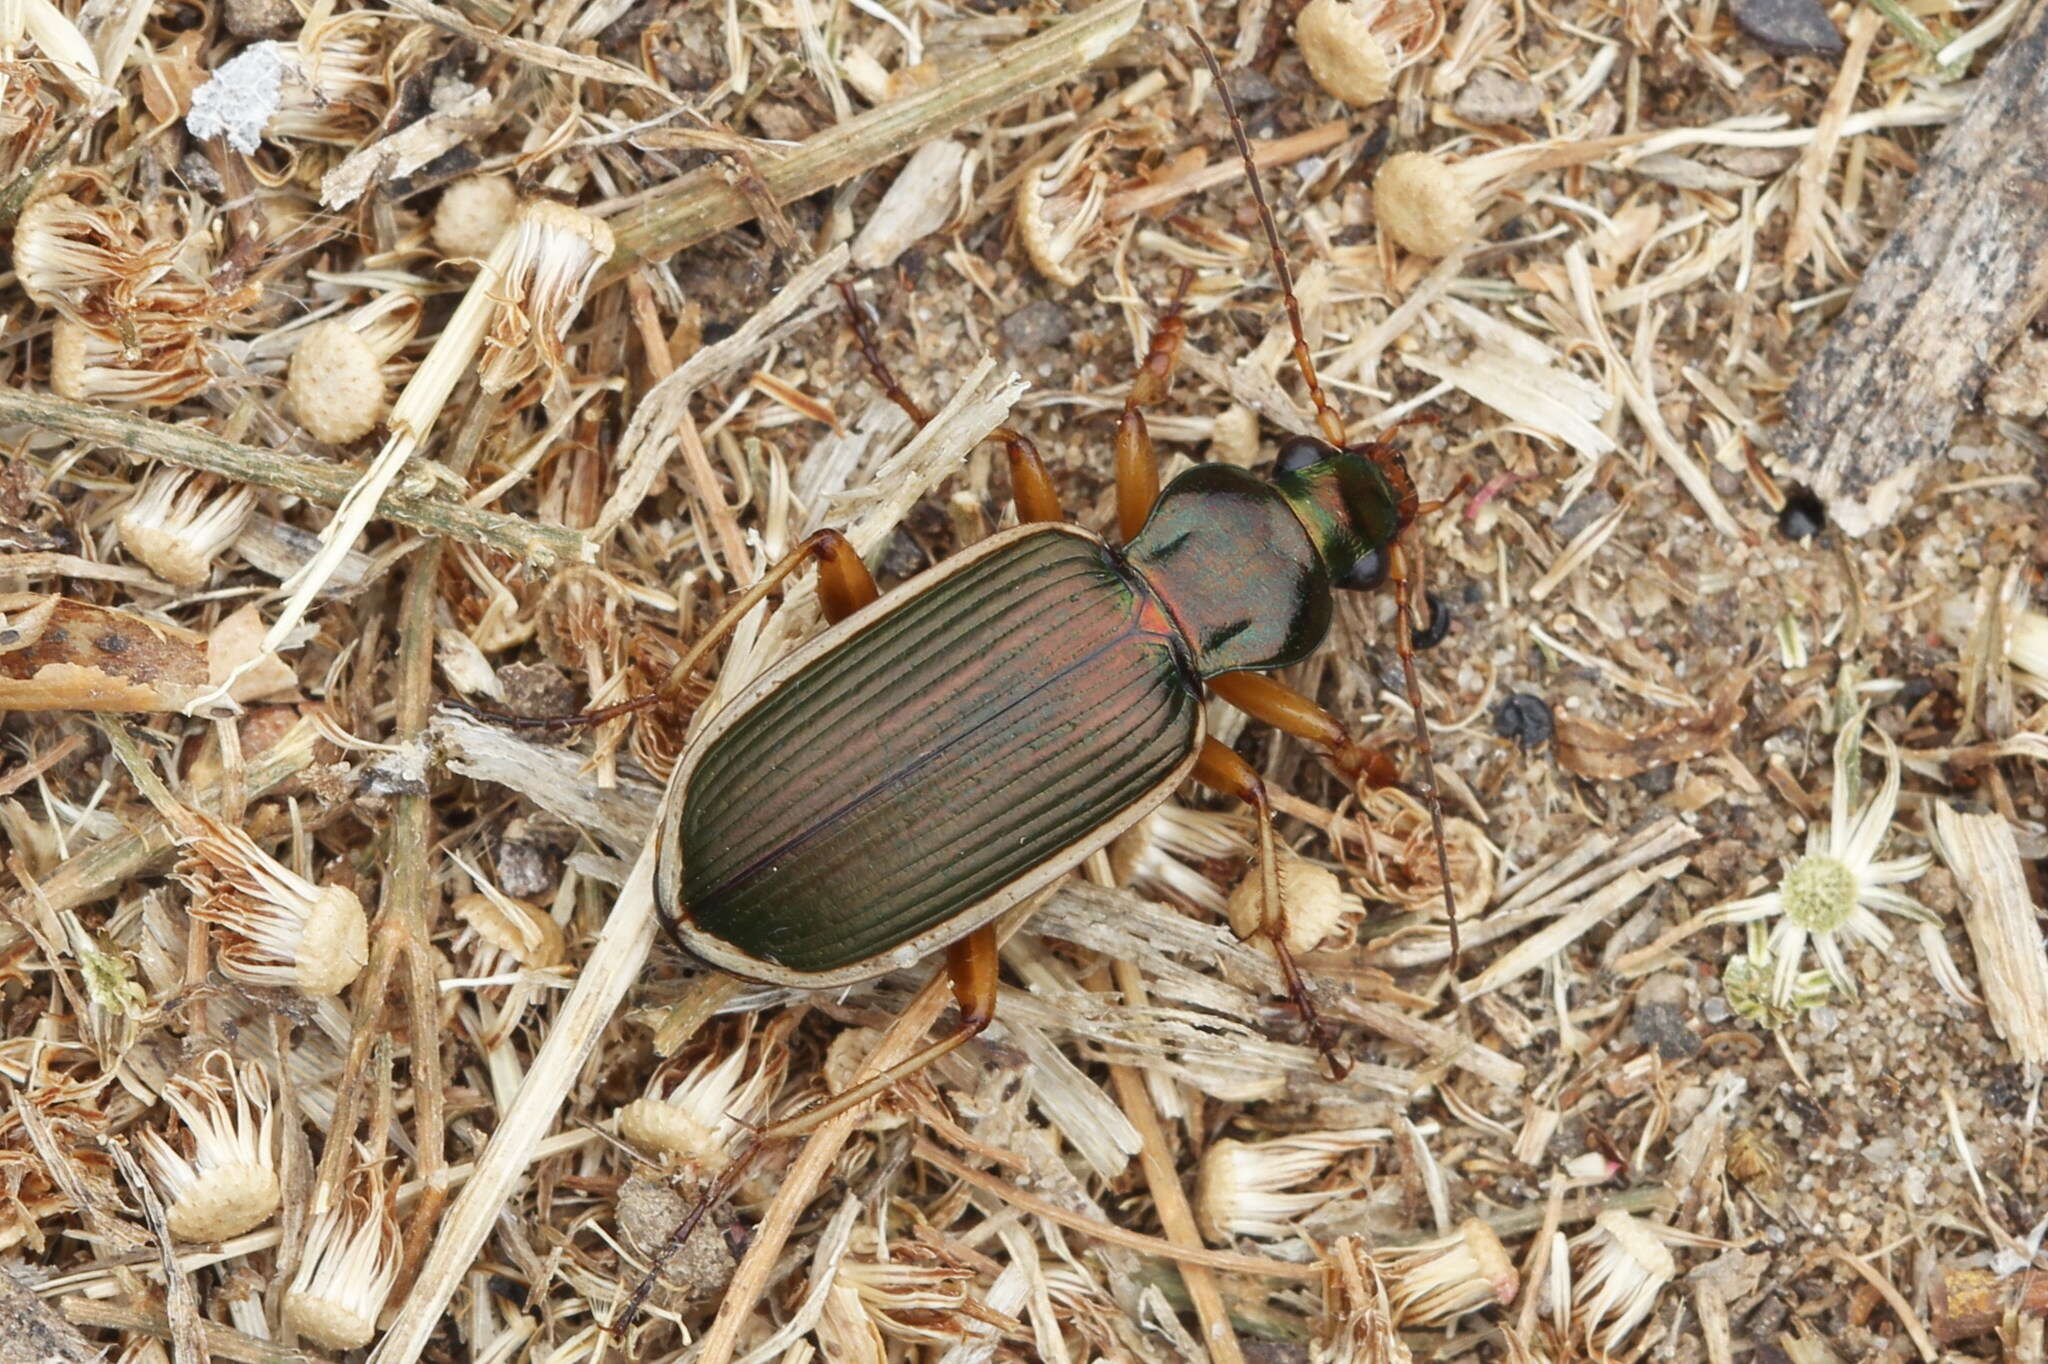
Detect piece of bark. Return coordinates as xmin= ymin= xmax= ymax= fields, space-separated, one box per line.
xmin=0 ymin=1266 xmax=97 ymax=1364
xmin=1771 ymin=0 xmax=2048 ymax=536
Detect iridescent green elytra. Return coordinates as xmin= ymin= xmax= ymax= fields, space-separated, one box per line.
xmin=657 ymin=447 xmax=1409 ymax=987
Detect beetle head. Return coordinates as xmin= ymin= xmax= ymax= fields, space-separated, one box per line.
xmin=1270 ymin=435 xmax=1417 ymax=591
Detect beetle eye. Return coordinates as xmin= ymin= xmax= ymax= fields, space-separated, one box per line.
xmin=1337 ymin=546 xmax=1389 ymax=591
xmin=1273 ymin=435 xmax=1337 ymax=474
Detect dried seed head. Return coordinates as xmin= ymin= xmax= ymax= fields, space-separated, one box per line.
xmin=1227 ymin=849 xmax=1363 ymax=953
xmin=282 ymin=1168 xmax=399 ymax=1349
xmin=1210 ymin=405 xmax=1263 ymax=467
xmin=1381 ymin=1218 xmax=1517 ymax=1325
xmin=1109 ymin=801 xmax=1254 ymax=915
xmin=51 ymin=316 xmax=212 ymax=408
xmin=450 ymin=890 xmax=564 ymax=972
xmin=1196 ymin=1129 xmax=1378 ymax=1239
xmin=1296 ymin=0 xmax=1443 ymax=106
xmin=265 ymin=14 xmax=387 ymax=144
xmin=1015 ymin=134 xmax=1106 ymax=289
xmin=836 ymin=1244 xmax=990 ymax=1348
xmin=289 ymin=319 xmax=388 ymax=443
xmin=13 ymin=191 xmax=166 ymax=313
xmin=1570 ymin=1210 xmax=1677 ymax=1350
xmin=1354 ymin=786 xmax=1495 ymax=923
xmin=616 ymin=1041 xmax=771 ymax=1169
xmin=136 ymin=1052 xmax=279 ymax=1241
xmin=431 ymin=174 xmax=519 ymax=260
xmin=174 ymin=811 xmax=368 ymax=995
xmin=117 ymin=467 xmax=257 ymax=587
xmin=477 ymin=199 xmax=614 ymax=395
xmin=1374 ymin=138 xmax=1624 ymax=257
xmin=1318 ymin=1237 xmax=1412 ymax=1364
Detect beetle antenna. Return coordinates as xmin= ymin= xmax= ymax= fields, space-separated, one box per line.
xmin=1190 ymin=31 xmax=1347 ymax=449
xmin=1390 ymin=537 xmax=1463 ymax=990
xmin=443 ymin=692 xmax=662 ymax=730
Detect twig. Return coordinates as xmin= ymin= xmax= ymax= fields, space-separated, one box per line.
xmin=1102 ymin=120 xmax=1352 ymax=220
xmin=0 ymin=389 xmax=591 ymax=568
xmin=913 ymin=1140 xmax=1322 ymax=1280
xmin=58 ymin=1298 xmax=316 ymax=1364
xmin=602 ymin=0 xmax=1143 ymax=275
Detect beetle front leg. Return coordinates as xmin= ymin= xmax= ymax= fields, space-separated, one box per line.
xmin=1207 ymin=671 xmax=1398 ymax=789
xmin=1191 ymin=738 xmax=1349 ymax=1080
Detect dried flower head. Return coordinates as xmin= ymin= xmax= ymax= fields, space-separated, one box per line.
xmin=831 ymin=1241 xmax=1014 ymax=1350
xmin=1702 ymin=714 xmax=1936 ymax=1007
xmin=1296 ymin=0 xmax=1444 ymax=106
xmin=616 ymin=1038 xmax=773 ymax=1170
xmin=264 ymin=14 xmax=388 ymax=145
xmin=1196 ymin=1128 xmax=1381 ymax=1240
xmin=136 ymin=1051 xmax=279 ymax=1241
xmin=173 ymin=810 xmax=368 ymax=995
xmin=1374 ymin=137 xmax=1626 ymax=257
xmin=477 ymin=199 xmax=614 ymax=395
xmin=51 ymin=315 xmax=212 ymax=408
xmin=288 ymin=320 xmax=388 ymax=443
xmin=282 ymin=1167 xmax=399 ymax=1349
xmin=1721 ymin=921 xmax=1832 ymax=1028
xmin=450 ymin=888 xmax=564 ymax=975
xmin=1317 ymin=1237 xmax=1412 ymax=1364
xmin=116 ymin=467 xmax=256 ymax=587
xmin=1226 ymin=849 xmax=1364 ymax=954
xmin=431 ymin=174 xmax=519 ymax=260
xmin=1015 ymin=134 xmax=1106 ymax=289
xmin=1569 ymin=1210 xmax=1676 ymax=1350
xmin=1353 ymin=786 xmax=1495 ymax=924
xmin=1380 ymin=1218 xmax=1518 ymax=1325
xmin=13 ymin=190 xmax=179 ymax=314
xmin=1108 ymin=800 xmax=1253 ymax=915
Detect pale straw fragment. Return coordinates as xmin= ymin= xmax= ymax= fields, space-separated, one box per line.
xmin=1930 ymin=804 xmax=2048 ymax=1066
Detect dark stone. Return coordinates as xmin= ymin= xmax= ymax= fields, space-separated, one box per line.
xmin=1411 ymin=592 xmax=1451 ymax=649
xmin=1731 ymin=0 xmax=1846 ymax=57
xmin=1633 ymin=763 xmax=1677 ymax=796
xmin=1494 ymin=692 xmax=1555 ymax=749
xmin=998 ymin=300 xmax=1075 ymax=354
xmin=1632 ymin=1000 xmax=1701 ymax=1059
xmin=1223 ymin=66 xmax=1280 ymax=106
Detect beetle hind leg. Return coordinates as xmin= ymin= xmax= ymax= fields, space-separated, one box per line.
xmin=1191 ymin=738 xmax=1350 ymax=1080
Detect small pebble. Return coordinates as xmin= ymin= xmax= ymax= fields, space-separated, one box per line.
xmin=1632 ymin=1000 xmax=1702 ymax=1060
xmin=1493 ymin=692 xmax=1554 ymax=748
xmin=1551 ymin=489 xmax=1616 ymax=543
xmin=1778 ymin=486 xmax=1826 ymax=540
xmin=1730 ymin=0 xmax=1846 ymax=57
xmin=998 ymin=300 xmax=1074 ymax=354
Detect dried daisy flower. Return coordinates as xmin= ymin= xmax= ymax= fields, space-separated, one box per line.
xmin=1296 ymin=0 xmax=1444 ymax=107
xmin=0 ymin=62 xmax=58 ymax=182
xmin=616 ymin=1038 xmax=773 ymax=1170
xmin=832 ymin=1244 xmax=1005 ymax=1350
xmin=1569 ymin=1210 xmax=1677 ymax=1350
xmin=1701 ymin=714 xmax=1936 ymax=1007
xmin=1352 ymin=785 xmax=1495 ymax=924
xmin=136 ymin=1051 xmax=279 ymax=1241
xmin=264 ymin=13 xmax=389 ymax=146
xmin=1196 ymin=1128 xmax=1382 ymax=1240
xmin=450 ymin=888 xmax=564 ymax=976
xmin=286 ymin=295 xmax=419 ymax=443
xmin=1374 ymin=137 xmax=1632 ymax=257
xmin=50 ymin=314 xmax=212 ymax=408
xmin=13 ymin=191 xmax=170 ymax=312
xmin=477 ymin=199 xmax=614 ymax=395
xmin=282 ymin=1167 xmax=398 ymax=1349
xmin=1380 ymin=1218 xmax=1518 ymax=1325
xmin=116 ymin=467 xmax=257 ymax=587
xmin=1226 ymin=848 xmax=1364 ymax=953
xmin=431 ymin=173 xmax=518 ymax=260
xmin=1317 ymin=1237 xmax=1411 ymax=1363
xmin=173 ymin=810 xmax=368 ymax=996
xmin=1108 ymin=800 xmax=1253 ymax=915
xmin=1720 ymin=922 xmax=1833 ymax=1029
xmin=1014 ymin=134 xmax=1106 ymax=289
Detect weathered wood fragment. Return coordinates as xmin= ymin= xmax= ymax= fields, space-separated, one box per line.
xmin=1773 ymin=0 xmax=2048 ymax=535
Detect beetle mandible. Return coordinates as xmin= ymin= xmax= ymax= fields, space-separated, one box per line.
xmin=567 ymin=37 xmax=1469 ymax=1328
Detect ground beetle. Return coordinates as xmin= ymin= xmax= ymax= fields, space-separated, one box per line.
xmin=528 ymin=40 xmax=1468 ymax=1328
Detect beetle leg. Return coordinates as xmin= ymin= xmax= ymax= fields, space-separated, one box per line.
xmin=1190 ymin=738 xmax=1349 ymax=1080
xmin=838 ymin=281 xmax=1064 ymax=524
xmin=1207 ymin=671 xmax=1398 ymax=790
xmin=815 ymin=529 xmax=880 ymax=623
xmin=1114 ymin=268 xmax=1194 ymax=541
xmin=1385 ymin=537 xmax=1464 ymax=985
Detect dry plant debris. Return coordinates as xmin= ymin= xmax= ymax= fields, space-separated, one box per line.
xmin=0 ymin=0 xmax=2043 ymax=1358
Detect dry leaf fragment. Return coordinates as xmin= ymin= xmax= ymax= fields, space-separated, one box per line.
xmin=1556 ymin=672 xmax=1751 ymax=780
xmin=0 ymin=595 xmax=207 ymax=711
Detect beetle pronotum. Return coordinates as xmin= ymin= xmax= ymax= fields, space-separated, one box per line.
xmin=505 ymin=35 xmax=1468 ymax=1330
